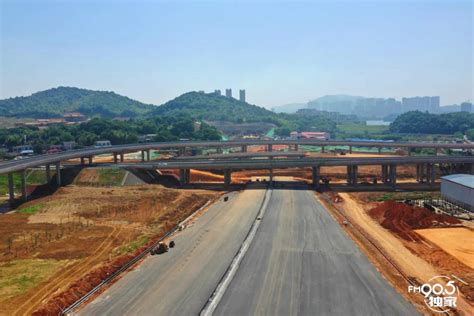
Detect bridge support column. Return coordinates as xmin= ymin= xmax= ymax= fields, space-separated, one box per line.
xmin=8 ymin=173 xmax=15 ymax=205
xmin=80 ymin=157 xmax=85 ymax=165
xmin=56 ymin=162 xmax=61 ymax=186
xmin=294 ymin=144 xmax=299 ymax=151
xmin=141 ymin=150 xmax=145 ymax=162
xmin=241 ymin=145 xmax=247 ymax=153
xmin=321 ymin=145 xmax=325 ymax=153
xmin=224 ymin=169 xmax=231 ymax=189
xmin=21 ymin=169 xmax=27 ymax=201
xmin=349 ymin=146 xmax=353 ymax=154
xmin=352 ymin=165 xmax=358 ymax=186
xmin=186 ymin=169 xmax=191 ymax=184
xmin=88 ymin=156 xmax=93 ymax=165
xmin=347 ymin=166 xmax=354 ymax=185
xmin=378 ymin=147 xmax=382 ymax=154
xmin=389 ymin=164 xmax=397 ymax=188
xmin=45 ymin=164 xmax=51 ymax=183
xmin=269 ymin=169 xmax=273 ymax=186
xmin=113 ymin=153 xmax=118 ymax=164
xmin=381 ymin=165 xmax=388 ymax=184
xmin=120 ymin=153 xmax=124 ymax=162
xmin=312 ymin=166 xmax=320 ymax=189
xmin=268 ymin=144 xmax=273 ymax=152
xmin=179 ymin=169 xmax=189 ymax=186
xmin=146 ymin=150 xmax=151 ymax=161
xmin=429 ymin=163 xmax=436 ymax=186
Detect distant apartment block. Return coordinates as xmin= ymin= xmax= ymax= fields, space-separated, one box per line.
xmin=402 ymin=96 xmax=440 ymax=113
xmin=461 ymin=102 xmax=472 ymax=112
xmin=239 ymin=89 xmax=246 ymax=102
xmin=225 ymin=89 xmax=232 ymax=98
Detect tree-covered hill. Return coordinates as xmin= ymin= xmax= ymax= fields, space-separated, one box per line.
xmin=0 ymin=87 xmax=156 ymax=118
xmin=152 ymin=91 xmax=280 ymax=124
xmin=389 ymin=111 xmax=474 ymax=134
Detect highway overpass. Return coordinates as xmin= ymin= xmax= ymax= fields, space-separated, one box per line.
xmin=1 ymin=140 xmax=473 ymax=203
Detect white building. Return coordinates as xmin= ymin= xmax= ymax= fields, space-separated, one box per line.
xmin=441 ymin=174 xmax=474 ymax=212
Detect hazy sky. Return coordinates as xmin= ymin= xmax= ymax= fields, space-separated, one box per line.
xmin=1 ymin=0 xmax=472 ymax=108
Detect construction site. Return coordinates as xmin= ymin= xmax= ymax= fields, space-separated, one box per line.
xmin=0 ymin=146 xmax=473 ymax=315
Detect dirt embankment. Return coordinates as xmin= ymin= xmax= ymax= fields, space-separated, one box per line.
xmin=0 ymin=185 xmax=218 ymax=315
xmin=368 ymin=201 xmax=461 ymax=241
xmin=340 ymin=192 xmax=474 ymax=312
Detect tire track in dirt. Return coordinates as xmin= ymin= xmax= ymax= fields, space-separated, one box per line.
xmin=14 ymin=227 xmax=122 ymax=315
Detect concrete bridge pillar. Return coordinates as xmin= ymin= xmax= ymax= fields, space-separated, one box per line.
xmin=268 ymin=144 xmax=273 ymax=152
xmin=56 ymin=162 xmax=61 ymax=186
xmin=224 ymin=169 xmax=231 ymax=189
xmin=21 ymin=169 xmax=27 ymax=202
xmin=179 ymin=147 xmax=186 ymax=156
xmin=294 ymin=144 xmax=299 ymax=152
xmin=321 ymin=145 xmax=325 ymax=153
xmin=113 ymin=153 xmax=118 ymax=164
xmin=349 ymin=146 xmax=353 ymax=154
xmin=216 ymin=147 xmax=222 ymax=154
xmin=46 ymin=164 xmax=51 ymax=183
xmin=8 ymin=173 xmax=15 ymax=205
xmin=146 ymin=150 xmax=151 ymax=161
xmin=141 ymin=150 xmax=145 ymax=162
xmin=312 ymin=166 xmax=320 ymax=189
xmin=381 ymin=165 xmax=389 ymax=184
xmin=186 ymin=169 xmax=191 ymax=184
xmin=241 ymin=145 xmax=247 ymax=153
xmin=389 ymin=164 xmax=397 ymax=188
xmin=179 ymin=169 xmax=188 ymax=186
xmin=88 ymin=156 xmax=93 ymax=165
xmin=119 ymin=153 xmax=124 ymax=162
xmin=80 ymin=157 xmax=85 ymax=165
xmin=378 ymin=147 xmax=382 ymax=154
xmin=352 ymin=165 xmax=358 ymax=186
xmin=269 ymin=169 xmax=273 ymax=186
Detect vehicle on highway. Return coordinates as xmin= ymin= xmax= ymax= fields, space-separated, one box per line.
xmin=94 ymin=140 xmax=112 ymax=148
xmin=151 ymin=242 xmax=169 ymax=255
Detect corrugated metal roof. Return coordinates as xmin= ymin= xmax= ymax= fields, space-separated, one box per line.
xmin=441 ymin=174 xmax=474 ymax=189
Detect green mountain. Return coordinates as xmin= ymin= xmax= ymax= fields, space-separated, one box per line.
xmin=152 ymin=91 xmax=279 ymax=124
xmin=0 ymin=86 xmax=155 ymax=118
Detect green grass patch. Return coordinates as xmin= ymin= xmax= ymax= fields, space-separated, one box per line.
xmin=17 ymin=204 xmax=45 ymax=214
xmin=368 ymin=192 xmax=441 ymax=202
xmin=337 ymin=123 xmax=389 ymax=134
xmin=0 ymin=259 xmax=71 ymax=301
xmin=97 ymin=168 xmax=126 ymax=186
xmin=116 ymin=235 xmax=150 ymax=255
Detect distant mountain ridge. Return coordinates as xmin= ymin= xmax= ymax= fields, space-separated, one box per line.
xmin=271 ymin=103 xmax=307 ymax=114
xmin=0 ymin=87 xmax=156 ymax=118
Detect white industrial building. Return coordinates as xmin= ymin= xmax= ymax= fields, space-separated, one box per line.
xmin=440 ymin=174 xmax=474 ymax=212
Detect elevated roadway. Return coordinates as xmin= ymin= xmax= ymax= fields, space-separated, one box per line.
xmin=1 ymin=139 xmax=473 ymax=174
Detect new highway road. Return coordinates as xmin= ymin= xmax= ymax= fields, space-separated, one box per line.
xmin=79 ymin=187 xmax=267 ymax=315
xmin=215 ymin=185 xmax=418 ymax=315
xmin=79 ymin=182 xmax=418 ymax=315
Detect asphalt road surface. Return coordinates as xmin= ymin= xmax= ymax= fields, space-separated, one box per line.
xmin=78 ymin=187 xmax=266 ymax=316
xmin=215 ymin=185 xmax=419 ymax=315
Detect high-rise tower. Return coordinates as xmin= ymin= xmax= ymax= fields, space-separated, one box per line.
xmin=239 ymin=89 xmax=246 ymax=102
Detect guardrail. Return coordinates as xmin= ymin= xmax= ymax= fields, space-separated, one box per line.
xmin=61 ymin=198 xmax=214 ymax=315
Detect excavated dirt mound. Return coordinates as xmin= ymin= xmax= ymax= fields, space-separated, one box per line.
xmin=369 ymin=201 xmax=460 ymax=242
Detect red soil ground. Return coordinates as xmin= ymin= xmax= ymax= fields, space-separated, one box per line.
xmin=368 ymin=202 xmax=461 ymax=242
